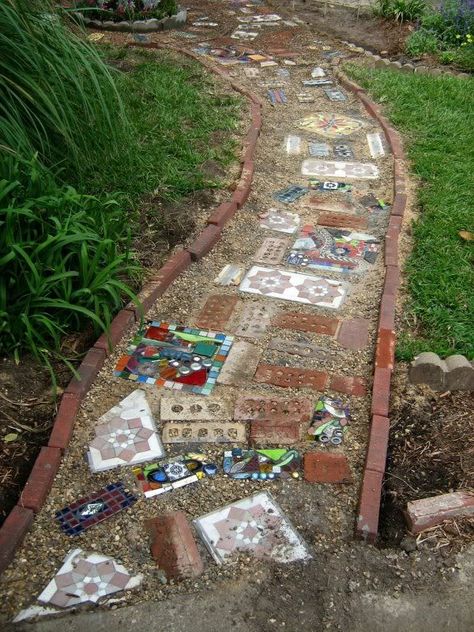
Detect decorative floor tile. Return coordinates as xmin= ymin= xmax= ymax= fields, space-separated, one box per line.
xmin=286 ymin=226 xmax=379 ymax=273
xmin=273 ymin=185 xmax=309 ymax=205
xmin=306 ymin=396 xmax=350 ymax=444
xmin=301 ymin=160 xmax=379 ymax=180
xmin=216 ymin=340 xmax=262 ymax=386
xmin=309 ymin=180 xmax=353 ymax=192
xmin=272 ymin=311 xmax=340 ymax=335
xmin=367 ymin=132 xmax=385 ymax=158
xmin=214 ymin=265 xmax=245 ymax=286
xmin=254 ymin=363 xmax=328 ymax=391
xmin=309 ymin=141 xmax=330 ymax=157
xmin=234 ymin=395 xmax=313 ymax=421
xmin=284 ymin=134 xmax=302 ymax=155
xmin=87 ymin=390 xmax=164 ymax=473
xmin=324 ymin=88 xmax=347 ymax=102
xmin=260 ymin=210 xmax=300 ymax=233
xmin=37 ymin=548 xmax=142 ymax=609
xmin=163 ymin=421 xmax=247 ymax=444
xmin=253 ymin=237 xmax=288 ymax=265
xmin=297 ymin=113 xmax=364 ymax=138
xmin=268 ymin=336 xmax=335 ymax=360
xmin=333 ymin=142 xmax=354 ymax=160
xmin=195 ymin=294 xmax=239 ymax=330
xmin=133 ymin=454 xmax=218 ymax=498
xmin=194 ymin=491 xmax=311 ymax=564
xmin=56 ymin=483 xmax=137 ymax=536
xmin=239 ymin=266 xmax=349 ymax=309
xmin=114 ymin=321 xmax=234 ymax=396
xmin=223 ymin=448 xmax=301 ymax=480
xmin=160 ymin=395 xmax=233 ymax=421
xmin=233 ymin=302 xmax=277 ymax=339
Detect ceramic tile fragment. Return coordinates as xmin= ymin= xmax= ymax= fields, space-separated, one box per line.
xmin=298 ymin=113 xmax=364 ymax=137
xmin=284 ymin=134 xmax=302 ymax=155
xmin=87 ymin=390 xmax=164 ymax=473
xmin=244 ymin=67 xmax=260 ymax=78
xmin=223 ymin=448 xmax=301 ymax=479
xmin=239 ymin=266 xmax=348 ymax=309
xmin=253 ymin=237 xmax=288 ymax=265
xmin=324 ymin=88 xmax=347 ymax=102
xmin=297 ymin=93 xmax=315 ymax=103
xmin=162 ymin=422 xmax=246 ymax=444
xmin=367 ymin=132 xmax=385 ymax=158
xmin=261 ymin=60 xmax=278 ymax=67
xmin=302 ymin=79 xmax=333 ymax=86
xmin=214 ymin=264 xmax=245 ymax=286
xmin=268 ymin=337 xmax=335 ymax=360
xmin=194 ymin=491 xmax=311 ymax=564
xmin=302 ymin=160 xmax=379 ymax=179
xmin=273 ymin=185 xmax=309 ymax=205
xmin=216 ymin=340 xmax=262 ymax=386
xmin=311 ymin=66 xmax=326 ymax=77
xmin=260 ymin=209 xmax=300 ymax=233
xmin=233 ymin=302 xmax=277 ymax=339
xmin=160 ymin=395 xmax=233 ymax=421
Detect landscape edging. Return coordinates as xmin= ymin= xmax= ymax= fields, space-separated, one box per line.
xmin=0 ymin=43 xmax=262 ymax=577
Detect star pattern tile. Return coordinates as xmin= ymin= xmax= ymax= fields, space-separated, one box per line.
xmin=301 ymin=159 xmax=379 ymax=179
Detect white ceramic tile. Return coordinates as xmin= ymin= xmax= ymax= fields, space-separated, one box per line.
xmin=301 ymin=159 xmax=379 ymax=179
xmin=367 ymin=132 xmax=385 ymax=158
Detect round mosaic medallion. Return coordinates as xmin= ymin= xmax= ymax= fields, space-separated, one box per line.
xmin=297 ymin=113 xmax=364 ymax=138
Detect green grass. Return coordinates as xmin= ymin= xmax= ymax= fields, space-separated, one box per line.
xmin=345 ymin=63 xmax=474 ymax=359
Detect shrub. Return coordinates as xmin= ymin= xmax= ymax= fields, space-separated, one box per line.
xmin=74 ymin=0 xmax=178 ymax=22
xmin=405 ymin=29 xmax=440 ymax=55
xmin=375 ymin=0 xmax=427 ymax=22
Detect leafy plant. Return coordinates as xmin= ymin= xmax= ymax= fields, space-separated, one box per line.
xmin=405 ymin=29 xmax=440 ymax=55
xmin=74 ymin=0 xmax=178 ymax=22
xmin=375 ymin=0 xmax=426 ymax=22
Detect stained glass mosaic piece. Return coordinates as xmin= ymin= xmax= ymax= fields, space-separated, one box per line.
xmin=194 ymin=491 xmax=311 ymax=564
xmin=307 ymin=396 xmax=351 ymax=444
xmin=297 ymin=113 xmax=364 ymax=137
xmin=223 ymin=448 xmax=301 ymax=480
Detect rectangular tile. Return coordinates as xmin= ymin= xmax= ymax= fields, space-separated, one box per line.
xmin=217 ymin=340 xmax=262 ymax=386
xmin=367 ymin=132 xmax=385 ymax=158
xmin=302 ymin=160 xmax=379 ymax=180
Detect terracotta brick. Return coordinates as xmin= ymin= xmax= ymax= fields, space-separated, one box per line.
xmin=304 ymin=452 xmax=353 ymax=483
xmin=391 ymin=192 xmax=407 ymax=217
xmin=329 ymin=375 xmax=367 ymax=397
xmin=359 ymin=93 xmax=383 ymax=119
xmin=207 ymin=201 xmax=238 ymax=227
xmin=145 ymin=512 xmax=203 ymax=579
xmin=365 ymin=415 xmax=390 ymax=474
xmin=234 ymin=396 xmax=312 ymax=422
xmin=94 ymin=309 xmax=135 ymax=355
xmin=337 ymin=318 xmax=369 ymax=350
xmin=394 ymin=160 xmax=407 ymax=193
xmin=20 ymin=447 xmax=62 ymax=513
xmin=48 ymin=392 xmax=82 ymax=451
xmin=376 ymin=328 xmax=396 ymax=369
xmin=241 ymin=127 xmax=260 ymax=163
xmin=254 ymin=363 xmax=328 ymax=391
xmin=249 ymin=418 xmax=303 ymax=444
xmin=339 ymin=75 xmax=364 ymax=94
xmin=65 ymin=348 xmax=105 ymax=397
xmin=195 ymin=294 xmax=238 ymax=330
xmin=231 ymin=161 xmax=254 ymax=208
xmin=378 ymin=292 xmax=396 ymax=330
xmin=356 ymin=469 xmax=384 ymax=543
xmin=386 ymin=127 xmax=404 ymax=159
xmin=405 ymin=491 xmax=474 ymax=534
xmin=388 ymin=215 xmax=403 ymax=232
xmin=384 ymin=266 xmax=400 ymax=296
xmin=309 ymin=198 xmax=357 ymax=215
xmin=385 ymin=230 xmax=399 ymax=267
xmin=317 ymin=212 xmax=368 ymax=231
xmin=0 ymin=506 xmax=34 ymax=575
xmin=371 ymin=367 xmax=392 ymax=417
xmin=251 ymin=102 xmax=262 ymax=130
xmin=273 ymin=311 xmax=340 ymax=336
xmin=187 ymin=225 xmax=222 ymax=261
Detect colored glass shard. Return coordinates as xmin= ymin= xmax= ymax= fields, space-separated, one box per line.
xmin=223 ymin=448 xmax=301 ymax=480
xmin=307 ymin=396 xmax=351 ymax=444
xmin=273 ymin=185 xmax=309 ymax=204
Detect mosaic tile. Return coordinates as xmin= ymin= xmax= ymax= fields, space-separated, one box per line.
xmin=253 ymin=237 xmax=288 ymax=265
xmin=87 ymin=390 xmax=164 ymax=473
xmin=367 ymin=132 xmax=385 ymax=158
xmin=133 ymin=454 xmax=218 ymax=498
xmin=216 ymin=340 xmax=262 ymax=386
xmin=309 ymin=141 xmax=330 ymax=157
xmin=55 ymin=483 xmax=137 ymax=536
xmin=239 ymin=266 xmax=349 ymax=309
xmin=234 ymin=395 xmax=312 ymax=421
xmin=284 ymin=134 xmax=302 ymax=155
xmin=286 ymin=226 xmax=380 ymax=274
xmin=268 ymin=89 xmax=287 ymax=104
xmin=233 ymin=302 xmax=277 ymax=338
xmin=160 ymin=395 xmax=233 ymax=421
xmin=324 ymin=88 xmax=347 ymax=102
xmin=272 ymin=311 xmax=340 ymax=335
xmin=214 ymin=265 xmax=245 ymax=286
xmin=309 ymin=180 xmax=353 ymax=192
xmin=297 ymin=113 xmax=364 ymax=138
xmin=113 ymin=321 xmax=234 ymax=396
xmin=37 ymin=549 xmax=142 ymax=609
xmin=260 ymin=209 xmax=300 ymax=233
xmin=194 ymin=491 xmax=311 ymax=564
xmin=163 ymin=422 xmax=247 ymax=444
xmin=333 ymin=142 xmax=354 ymax=160
xmin=306 ymin=396 xmax=350 ymax=444
xmin=301 ymin=160 xmax=379 ymax=180
xmin=223 ymin=448 xmax=301 ymax=480
xmin=268 ymin=336 xmax=335 ymax=360
xmin=273 ymin=186 xmax=309 ymax=205
xmin=195 ymin=294 xmax=239 ymax=330
xmin=254 ymin=363 xmax=328 ymax=391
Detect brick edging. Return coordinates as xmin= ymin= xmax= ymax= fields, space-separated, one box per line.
xmin=335 ymin=67 xmax=406 ymax=543
xmin=0 ymin=44 xmax=262 ymax=576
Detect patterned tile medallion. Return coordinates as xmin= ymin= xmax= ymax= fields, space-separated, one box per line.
xmin=301 ymin=159 xmax=379 ymax=179
xmin=297 ymin=113 xmax=364 ymax=138
xmin=259 ymin=209 xmax=300 ymax=234
xmin=38 ymin=548 xmax=142 ymax=609
xmin=239 ymin=266 xmax=348 ymax=309
xmin=87 ymin=390 xmax=164 ymax=473
xmin=194 ymin=491 xmax=311 ymax=564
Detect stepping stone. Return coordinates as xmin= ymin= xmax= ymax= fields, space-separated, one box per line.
xmin=304 ymin=452 xmax=353 ymax=483
xmin=195 ymin=294 xmax=239 ymax=330
xmin=239 ymin=266 xmax=349 ymax=309
xmin=217 ymin=340 xmax=262 ymax=386
xmin=272 ymin=311 xmax=340 ymax=335
xmin=162 ymin=421 xmax=246 ymax=444
xmin=233 ymin=301 xmax=277 ymax=339
xmin=253 ymin=237 xmax=288 ymax=265
xmin=234 ymin=395 xmax=312 ymax=421
xmin=301 ymin=159 xmax=379 ymax=180
xmin=160 ymin=395 xmax=233 ymax=421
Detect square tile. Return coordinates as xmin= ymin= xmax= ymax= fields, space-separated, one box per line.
xmin=301 ymin=160 xmax=379 ymax=180
xmin=260 ymin=209 xmax=300 ymax=234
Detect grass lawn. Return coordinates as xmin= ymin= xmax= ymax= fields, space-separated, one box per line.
xmin=346 ymin=63 xmax=474 ymax=360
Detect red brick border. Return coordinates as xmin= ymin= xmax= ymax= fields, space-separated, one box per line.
xmin=336 ymin=67 xmax=407 ymax=543
xmin=0 ymin=43 xmax=262 ymax=576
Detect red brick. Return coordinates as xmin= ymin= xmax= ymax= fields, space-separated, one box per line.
xmin=48 ymin=392 xmax=82 ymax=451
xmin=356 ymin=469 xmax=384 ymax=543
xmin=251 ymin=102 xmax=262 ymax=130
xmin=254 ymin=363 xmax=328 ymax=391
xmin=231 ymin=161 xmax=254 ymax=208
xmin=20 ymin=447 xmax=62 ymax=513
xmin=309 ymin=198 xmax=357 ymax=214
xmin=273 ymin=311 xmax=340 ymax=336
xmin=337 ymin=318 xmax=369 ymax=350
xmin=187 ymin=225 xmax=222 ymax=262
xmin=388 ymin=215 xmax=403 ymax=232
xmin=207 ymin=201 xmax=238 ymax=227
xmin=365 ymin=415 xmax=390 ymax=474
xmin=94 ymin=309 xmax=135 ymax=355
xmin=241 ymin=127 xmax=260 ymax=163
xmin=386 ymin=127 xmax=404 ymax=159
xmin=385 ymin=230 xmax=399 ymax=267
xmin=65 ymin=347 xmax=105 ymax=397
xmin=145 ymin=512 xmax=203 ymax=579
xmin=317 ymin=212 xmax=368 ymax=231
xmin=371 ymin=367 xmax=392 ymax=417
xmin=329 ymin=375 xmax=367 ymax=397
xmin=195 ymin=294 xmax=238 ymax=330
xmin=359 ymin=93 xmax=383 ymax=119
xmin=405 ymin=491 xmax=474 ymax=534
xmin=379 ymin=292 xmax=396 ymax=330
xmin=376 ymin=328 xmax=396 ymax=369
xmin=393 ymin=160 xmax=407 ymax=194
xmin=234 ymin=396 xmax=312 ymax=422
xmin=0 ymin=506 xmax=34 ymax=575
xmin=230 ymin=81 xmax=264 ymax=107
xmin=391 ymin=192 xmax=407 ymax=217
xmin=336 ymin=71 xmax=364 ymax=94
xmin=249 ymin=418 xmax=303 ymax=444
xmin=304 ymin=452 xmax=353 ymax=483
xmin=384 ymin=266 xmax=400 ymax=296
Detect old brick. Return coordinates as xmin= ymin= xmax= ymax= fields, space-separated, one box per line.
xmin=273 ymin=311 xmax=340 ymax=336
xmin=356 ymin=469 xmax=384 ymax=543
xmin=65 ymin=347 xmax=105 ymax=397
xmin=309 ymin=198 xmax=357 ymax=215
xmin=384 ymin=266 xmax=400 ymax=296
xmin=48 ymin=392 xmax=82 ymax=451
xmin=194 ymin=294 xmax=239 ymax=330
xmin=337 ymin=318 xmax=369 ymax=350
xmin=317 ymin=212 xmax=368 ymax=231
xmin=231 ymin=161 xmax=254 ymax=208
xmin=241 ymin=127 xmax=260 ymax=163
xmin=329 ymin=375 xmax=367 ymax=397
xmin=0 ymin=506 xmax=34 ymax=575
xmin=207 ymin=201 xmax=238 ymax=227
xmin=406 ymin=491 xmax=474 ymax=534
xmin=146 ymin=512 xmax=203 ymax=579
xmin=187 ymin=225 xmax=222 ymax=261
xmin=254 ymin=363 xmax=328 ymax=391
xmin=359 ymin=93 xmax=383 ymax=119
xmin=234 ymin=396 xmax=312 ymax=422
xmin=20 ymin=447 xmax=62 ymax=513
xmin=249 ymin=418 xmax=303 ymax=445
xmin=375 ymin=328 xmax=396 ymax=370
xmin=378 ymin=292 xmax=396 ymax=330
xmin=391 ymin=192 xmax=407 ymax=217
xmin=371 ymin=367 xmax=392 ymax=417
xmin=365 ymin=415 xmax=390 ymax=474
xmin=304 ymin=452 xmax=353 ymax=483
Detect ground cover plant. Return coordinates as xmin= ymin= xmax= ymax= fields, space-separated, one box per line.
xmin=74 ymin=0 xmax=178 ymax=22
xmin=375 ymin=0 xmax=427 ymax=23
xmin=346 ymin=64 xmax=474 ymax=359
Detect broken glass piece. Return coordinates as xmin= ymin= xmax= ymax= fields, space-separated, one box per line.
xmin=307 ymin=396 xmax=350 ymax=444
